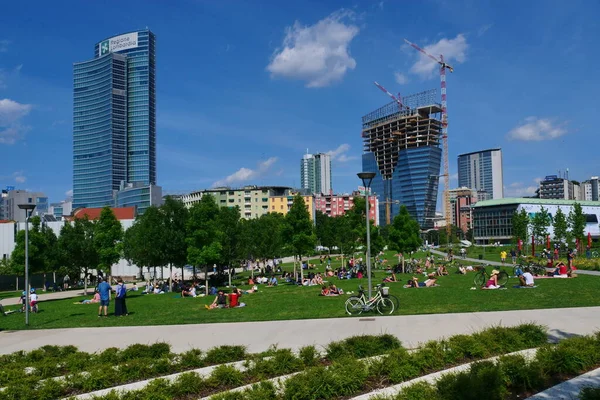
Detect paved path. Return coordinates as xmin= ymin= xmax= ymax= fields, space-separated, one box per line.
xmin=0 ymin=282 xmax=147 ymax=303
xmin=2 ymin=306 xmax=599 ymax=355
xmin=429 ymin=249 xmax=600 ymax=276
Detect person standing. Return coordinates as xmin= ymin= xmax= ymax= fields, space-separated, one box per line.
xmin=500 ymin=250 xmax=507 ymax=264
xmin=97 ymin=277 xmax=112 ymax=317
xmin=114 ymin=279 xmax=128 ymax=317
xmin=510 ymin=249 xmax=517 ymax=264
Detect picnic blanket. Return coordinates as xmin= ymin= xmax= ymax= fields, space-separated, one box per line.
xmin=512 ymin=285 xmax=538 ymax=289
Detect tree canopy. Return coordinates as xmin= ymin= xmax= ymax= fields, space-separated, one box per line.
xmin=388 ymin=205 xmax=422 ymax=255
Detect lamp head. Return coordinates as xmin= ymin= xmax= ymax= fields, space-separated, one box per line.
xmin=357 ymin=172 xmax=376 ymax=188
xmin=18 ymin=204 xmax=36 ymax=212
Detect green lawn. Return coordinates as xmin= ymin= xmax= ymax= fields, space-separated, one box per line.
xmin=2 ymin=263 xmax=599 ymax=331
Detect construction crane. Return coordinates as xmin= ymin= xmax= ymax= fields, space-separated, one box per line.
xmin=373 ymin=81 xmax=409 ymax=111
xmin=404 ymin=38 xmax=454 ymax=238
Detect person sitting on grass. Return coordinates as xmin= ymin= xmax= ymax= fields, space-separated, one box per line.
xmin=437 ymin=265 xmax=449 ymax=276
xmin=268 ymin=275 xmax=278 ymax=286
xmin=551 ymin=262 xmax=569 ymax=277
xmin=74 ymin=289 xmax=101 ymax=304
xmin=458 ymin=266 xmax=467 ymax=274
xmin=206 ymin=289 xmax=228 ymax=309
xmin=383 ymin=273 xmax=397 ymax=283
xmin=518 ymin=268 xmax=535 ymax=287
xmin=320 ymin=285 xmax=331 ymax=296
xmin=483 ymin=270 xmax=501 ymax=289
xmin=181 ymin=284 xmax=197 ymax=298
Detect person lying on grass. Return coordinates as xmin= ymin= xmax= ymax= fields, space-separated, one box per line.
xmin=383 ymin=273 xmax=397 ymax=283
xmin=405 ymin=274 xmax=438 ymax=288
xmin=518 ymin=268 xmax=535 ymax=287
xmin=330 ymin=284 xmax=343 ymax=295
xmin=74 ymin=289 xmax=101 ymax=304
xmin=482 ymin=270 xmax=501 ymax=289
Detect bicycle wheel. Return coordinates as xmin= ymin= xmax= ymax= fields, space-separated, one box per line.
xmin=377 ymin=298 xmax=395 ymax=315
xmin=497 ymin=271 xmax=509 ymax=286
xmin=474 ymin=272 xmax=485 ymax=287
xmin=387 ymin=294 xmax=400 ymax=311
xmin=345 ymin=297 xmax=364 ymax=316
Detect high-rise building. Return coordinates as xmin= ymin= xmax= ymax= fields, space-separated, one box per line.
xmin=581 ymin=177 xmax=599 ymax=201
xmin=361 ymin=89 xmax=442 ymax=228
xmin=300 ymin=153 xmax=332 ymax=195
xmin=73 ymin=30 xmax=156 ymax=209
xmin=457 ymin=149 xmax=504 ymax=200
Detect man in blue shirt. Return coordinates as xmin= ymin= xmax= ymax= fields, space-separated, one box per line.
xmin=97 ymin=277 xmax=112 ymax=317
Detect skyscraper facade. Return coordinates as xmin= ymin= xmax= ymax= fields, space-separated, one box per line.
xmin=301 ymin=153 xmax=332 ymax=195
xmin=73 ymin=30 xmax=156 ymax=209
xmin=361 ymin=89 xmax=442 ymax=228
xmin=457 ymin=149 xmax=504 ymax=200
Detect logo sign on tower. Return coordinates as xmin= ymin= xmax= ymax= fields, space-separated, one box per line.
xmin=98 ymin=32 xmax=139 ymax=56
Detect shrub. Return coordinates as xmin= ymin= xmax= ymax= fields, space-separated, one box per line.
xmin=410 ymin=341 xmax=447 ymax=372
xmin=204 ymin=345 xmax=247 ymax=365
xmin=35 ymin=377 xmax=67 ymax=400
xmin=498 ymin=354 xmax=545 ymax=393
xmin=248 ymin=349 xmax=303 ymax=379
xmin=298 ymin=345 xmax=320 ymax=367
xmin=513 ymin=323 xmax=548 ymax=348
xmin=206 ymin=365 xmax=245 ymax=389
xmin=369 ymin=347 xmax=419 ymax=384
xmin=537 ymin=337 xmax=600 ymax=376
xmin=178 ymin=348 xmax=205 ymax=369
xmin=436 ymin=360 xmax=507 ymax=400
xmin=282 ymin=366 xmax=336 ymax=400
xmin=120 ymin=343 xmax=171 ymax=361
xmin=325 ymin=334 xmax=401 ymax=361
xmin=170 ymin=372 xmax=205 ymax=397
xmin=444 ymin=334 xmax=488 ymax=361
xmin=396 ymin=381 xmax=440 ymax=400
xmin=579 ymin=386 xmax=600 ymax=400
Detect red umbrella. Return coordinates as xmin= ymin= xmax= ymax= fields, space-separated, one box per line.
xmin=588 ymin=232 xmax=592 ymax=249
xmin=531 ymin=235 xmax=535 ymax=257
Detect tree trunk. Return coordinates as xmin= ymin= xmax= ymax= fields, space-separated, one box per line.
xmin=53 ymin=271 xmax=56 ymax=285
xmin=204 ymin=265 xmax=209 ymax=296
xmin=43 ymin=273 xmax=47 ymax=291
xmin=168 ymin=263 xmax=172 ymax=294
xmin=300 ymin=255 xmax=304 ymax=282
xmin=402 ymin=256 xmax=405 ymax=274
xmin=16 ymin=276 xmax=18 ymax=291
xmin=293 ymin=256 xmax=297 ymax=280
xmin=83 ymin=268 xmax=89 ymax=295
xmin=228 ymin=264 xmax=232 ymax=287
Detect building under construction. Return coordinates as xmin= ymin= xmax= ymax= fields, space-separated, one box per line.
xmin=361 ymin=89 xmax=442 ymax=228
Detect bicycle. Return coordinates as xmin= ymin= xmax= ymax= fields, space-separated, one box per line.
xmin=473 ymin=265 xmax=508 ymax=287
xmin=379 ymin=283 xmax=400 ymax=311
xmin=345 ymin=285 xmax=395 ymax=315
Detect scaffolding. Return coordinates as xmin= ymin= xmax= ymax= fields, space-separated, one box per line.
xmin=362 ymin=89 xmax=442 ymax=179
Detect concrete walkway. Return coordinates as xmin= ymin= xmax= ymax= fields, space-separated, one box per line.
xmin=429 ymin=249 xmax=600 ymax=276
xmin=0 ymin=282 xmax=148 ymax=303
xmin=2 ymin=306 xmax=599 ymax=355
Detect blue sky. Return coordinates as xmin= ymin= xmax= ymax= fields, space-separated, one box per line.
xmin=1 ymin=0 xmax=599 ymax=208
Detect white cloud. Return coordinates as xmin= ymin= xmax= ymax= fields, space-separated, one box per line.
xmin=65 ymin=189 xmax=73 ymax=197
xmin=408 ymin=34 xmax=468 ymax=78
xmin=394 ymin=72 xmax=408 ymax=85
xmin=327 ymin=143 xmax=357 ymax=162
xmin=0 ymin=40 xmax=9 ymax=52
xmin=213 ymin=157 xmax=278 ymax=187
xmin=0 ymin=98 xmax=32 ymax=144
xmin=477 ymin=24 xmax=493 ymax=37
xmin=14 ymin=175 xmax=26 ymax=183
xmin=505 ymin=179 xmax=540 ymax=197
xmin=267 ymin=10 xmax=359 ymax=88
xmin=507 ymin=117 xmax=567 ymax=141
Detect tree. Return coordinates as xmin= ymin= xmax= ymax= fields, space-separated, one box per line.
xmin=187 ymin=195 xmax=222 ymax=294
xmin=216 ymin=206 xmax=243 ymax=286
xmin=512 ymin=208 xmax=529 ymax=246
xmin=388 ymin=205 xmax=422 ymax=270
xmin=315 ymin=211 xmax=335 ymax=250
xmin=553 ymin=207 xmax=568 ymax=245
xmin=10 ymin=216 xmax=58 ymax=282
xmin=94 ymin=207 xmax=123 ymax=276
xmin=531 ymin=206 xmax=551 ymax=245
xmin=58 ymin=217 xmax=98 ymax=294
xmin=123 ymin=206 xmax=166 ymax=281
xmin=568 ymin=202 xmax=586 ymax=250
xmin=284 ymin=195 xmax=316 ymax=280
xmin=254 ymin=212 xmax=285 ymax=263
xmin=160 ymin=197 xmax=189 ymax=287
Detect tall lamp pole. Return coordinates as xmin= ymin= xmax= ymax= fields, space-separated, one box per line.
xmin=18 ymin=203 xmax=36 ymax=326
xmin=358 ymin=172 xmax=376 ymax=300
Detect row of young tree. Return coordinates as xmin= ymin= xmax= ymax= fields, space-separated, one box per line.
xmin=2 ymin=194 xmax=426 ymax=292
xmin=512 ymin=202 xmax=588 ymax=247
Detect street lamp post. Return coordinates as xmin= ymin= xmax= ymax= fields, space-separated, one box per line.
xmin=18 ymin=203 xmax=36 ymax=326
xmin=358 ymin=172 xmax=376 ymax=300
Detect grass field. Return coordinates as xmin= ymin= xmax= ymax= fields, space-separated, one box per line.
xmin=2 ymin=258 xmax=599 ymax=330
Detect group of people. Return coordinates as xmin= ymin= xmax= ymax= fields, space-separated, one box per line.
xmin=205 ymin=287 xmax=246 ymax=309
xmin=75 ymin=277 xmax=129 ymax=317
xmin=320 ymin=284 xmax=344 ymax=296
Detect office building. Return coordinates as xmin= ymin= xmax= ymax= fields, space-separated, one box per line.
xmin=581 ymin=177 xmax=599 ymax=201
xmin=472 ymin=198 xmax=600 ymax=244
xmin=457 ymin=148 xmax=504 ymax=200
xmin=73 ymin=30 xmax=156 ymax=209
xmin=361 ymin=89 xmax=442 ymax=227
xmin=301 ymin=153 xmax=332 ymax=195
xmin=49 ymin=198 xmax=73 ymax=220
xmin=114 ymin=182 xmax=163 ymax=215
xmin=313 ymin=192 xmax=378 ymax=224
xmin=448 ymin=187 xmax=477 ymax=233
xmin=539 ymin=175 xmax=576 ymax=200
xmin=3 ymin=190 xmax=48 ymax=222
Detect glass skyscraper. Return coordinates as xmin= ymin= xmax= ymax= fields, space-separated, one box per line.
xmin=361 ymin=90 xmax=442 ymax=228
xmin=73 ymin=30 xmax=156 ymax=209
xmin=457 ymin=148 xmax=503 ymax=200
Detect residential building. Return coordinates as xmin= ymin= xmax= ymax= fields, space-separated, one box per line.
xmin=181 ymin=186 xmax=292 ymax=220
xmin=114 ymin=182 xmax=163 ymax=215
xmin=361 ymin=89 xmax=442 ymax=227
xmin=301 ymin=152 xmax=332 ymax=195
xmin=539 ymin=175 xmax=575 ymax=200
xmin=3 ymin=190 xmax=48 ymax=222
xmin=448 ymin=187 xmax=477 ymax=233
xmin=472 ymin=198 xmax=600 ymax=244
xmin=457 ymin=148 xmax=504 ymax=200
xmin=313 ymin=192 xmax=378 ymax=224
xmin=0 ymin=188 xmax=8 ymax=220
xmin=581 ymin=177 xmax=599 ymax=201
xmin=73 ymin=30 xmax=156 ymax=209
